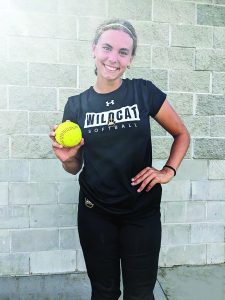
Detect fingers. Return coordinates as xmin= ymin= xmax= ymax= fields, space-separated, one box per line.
xmin=131 ymin=167 xmax=160 ymax=192
xmin=49 ymin=124 xmax=58 ymax=141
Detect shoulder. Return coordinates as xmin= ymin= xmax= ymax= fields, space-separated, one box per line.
xmin=68 ymin=87 xmax=91 ymax=103
xmin=123 ymin=78 xmax=155 ymax=90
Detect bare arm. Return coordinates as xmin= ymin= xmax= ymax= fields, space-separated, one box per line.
xmin=131 ymin=99 xmax=190 ymax=192
xmin=154 ymin=99 xmax=190 ymax=171
xmin=61 ymin=147 xmax=83 ymax=175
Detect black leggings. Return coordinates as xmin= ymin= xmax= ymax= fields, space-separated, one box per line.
xmin=78 ymin=193 xmax=161 ymax=300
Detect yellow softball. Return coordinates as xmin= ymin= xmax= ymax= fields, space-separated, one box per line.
xmin=55 ymin=121 xmax=82 ymax=147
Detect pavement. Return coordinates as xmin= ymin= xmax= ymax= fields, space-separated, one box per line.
xmin=0 ymin=264 xmax=224 ymax=300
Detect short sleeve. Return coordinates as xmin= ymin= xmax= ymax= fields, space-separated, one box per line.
xmin=141 ymin=80 xmax=167 ymax=117
xmin=62 ymin=96 xmax=77 ymax=123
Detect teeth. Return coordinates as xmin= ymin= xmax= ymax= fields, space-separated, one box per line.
xmin=105 ymin=65 xmax=118 ymax=71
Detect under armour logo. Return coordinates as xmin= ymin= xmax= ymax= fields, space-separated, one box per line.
xmin=106 ymin=100 xmax=115 ymax=106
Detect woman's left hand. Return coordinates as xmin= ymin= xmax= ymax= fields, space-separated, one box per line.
xmin=131 ymin=167 xmax=174 ymax=193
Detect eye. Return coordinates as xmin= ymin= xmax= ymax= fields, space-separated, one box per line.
xmin=120 ymin=50 xmax=128 ymax=56
xmin=103 ymin=46 xmax=111 ymax=51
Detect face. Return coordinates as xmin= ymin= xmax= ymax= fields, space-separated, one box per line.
xmin=92 ymin=29 xmax=134 ymax=83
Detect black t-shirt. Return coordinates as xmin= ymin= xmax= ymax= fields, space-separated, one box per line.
xmin=62 ymin=78 xmax=166 ymax=216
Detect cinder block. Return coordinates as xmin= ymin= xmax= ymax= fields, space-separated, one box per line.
xmin=0 ymin=37 xmax=6 ymax=60
xmin=171 ymin=24 xmax=213 ymax=47
xmin=195 ymin=94 xmax=225 ymax=116
xmin=125 ymin=69 xmax=168 ymax=91
xmin=9 ymin=0 xmax=57 ymax=13
xmin=152 ymin=137 xmax=191 ymax=159
xmin=153 ymin=0 xmax=195 ymax=24
xmin=151 ymin=118 xmax=167 ymax=136
xmin=77 ymin=249 xmax=86 ymax=271
xmin=108 ymin=0 xmax=151 ymax=20
xmin=29 ymin=112 xmax=62 ymax=134
xmin=60 ymin=227 xmax=81 ymax=250
xmin=0 ymin=62 xmax=27 ymax=85
xmin=207 ymin=243 xmax=225 ymax=264
xmin=30 ymin=159 xmax=76 ymax=182
xmin=9 ymin=37 xmax=58 ymax=63
xmin=0 ymin=86 xmax=7 ymax=109
xmin=58 ymin=181 xmax=80 ymax=204
xmin=29 ymin=63 xmax=77 ymax=88
xmin=159 ymin=244 xmax=206 ymax=267
xmin=11 ymin=135 xmax=54 ymax=159
xmin=169 ymin=70 xmax=210 ymax=92
xmin=210 ymin=116 xmax=225 ymax=137
xmin=0 ymin=12 xmax=8 ymax=35
xmin=132 ymin=21 xmax=169 ymax=46
xmin=166 ymin=92 xmax=193 ymax=115
xmin=209 ymin=160 xmax=225 ymax=179
xmin=0 ymin=160 xmax=29 ymax=182
xmin=0 ymin=0 xmax=9 ymax=9
xmin=9 ymin=182 xmax=57 ymax=205
xmin=162 ymin=180 xmax=191 ymax=201
xmin=11 ymin=229 xmax=58 ymax=252
xmin=132 ymin=45 xmax=151 ymax=68
xmin=206 ymin=202 xmax=225 ymax=222
xmin=0 ymin=230 xmax=10 ymax=253
xmin=9 ymin=86 xmax=57 ymax=111
xmin=164 ymin=202 xmax=186 ymax=223
xmin=59 ymin=40 xmax=93 ymax=65
xmin=0 ymin=253 xmax=29 ymax=276
xmin=192 ymin=180 xmax=225 ymax=201
xmin=152 ymin=137 xmax=173 ymax=159
xmin=7 ymin=12 xmax=77 ymax=39
xmin=30 ymin=250 xmax=77 ymax=274
xmin=8 ymin=12 xmax=57 ymax=37
xmin=0 ymin=111 xmax=28 ymax=134
xmin=196 ymin=49 xmax=225 ymax=72
xmin=78 ymin=17 xmax=104 ymax=41
xmin=59 ymin=0 xmax=107 ymax=17
xmin=182 ymin=116 xmax=210 ymax=137
xmin=0 ymin=135 xmax=9 ymax=158
xmin=190 ymin=223 xmax=224 ymax=243
xmin=0 ymin=182 xmax=8 ymax=205
xmin=175 ymin=159 xmax=208 ymax=180
xmin=212 ymin=72 xmax=225 ymax=94
xmin=214 ymin=27 xmax=225 ymax=48
xmin=30 ymin=204 xmax=77 ymax=228
xmin=152 ymin=47 xmax=194 ymax=70
xmin=197 ymin=4 xmax=225 ymax=26
xmin=193 ymin=138 xmax=225 ymax=159
xmin=79 ymin=66 xmax=97 ymax=89
xmin=162 ymin=224 xmax=190 ymax=245
xmin=186 ymin=202 xmax=206 ymax=222
xmin=0 ymin=205 xmax=29 ymax=229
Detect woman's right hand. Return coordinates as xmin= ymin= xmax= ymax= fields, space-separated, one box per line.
xmin=49 ymin=124 xmax=84 ymax=163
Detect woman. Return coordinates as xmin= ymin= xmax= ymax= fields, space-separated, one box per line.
xmin=50 ymin=19 xmax=190 ymax=300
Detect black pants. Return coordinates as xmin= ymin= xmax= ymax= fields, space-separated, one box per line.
xmin=78 ymin=193 xmax=161 ymax=300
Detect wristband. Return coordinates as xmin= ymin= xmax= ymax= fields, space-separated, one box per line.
xmin=163 ymin=165 xmax=176 ymax=176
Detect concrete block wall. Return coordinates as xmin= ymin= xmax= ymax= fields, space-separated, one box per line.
xmin=0 ymin=0 xmax=224 ymax=275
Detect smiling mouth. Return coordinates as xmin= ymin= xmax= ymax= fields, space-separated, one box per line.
xmin=104 ymin=64 xmax=119 ymax=71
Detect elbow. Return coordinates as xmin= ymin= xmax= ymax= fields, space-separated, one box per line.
xmin=173 ymin=125 xmax=191 ymax=146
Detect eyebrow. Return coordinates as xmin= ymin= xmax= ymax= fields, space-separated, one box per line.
xmin=102 ymin=43 xmax=130 ymax=52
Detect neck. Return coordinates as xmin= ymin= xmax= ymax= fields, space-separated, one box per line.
xmin=94 ymin=78 xmax=122 ymax=94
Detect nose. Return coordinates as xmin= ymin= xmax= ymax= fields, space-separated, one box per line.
xmin=108 ymin=51 xmax=118 ymax=63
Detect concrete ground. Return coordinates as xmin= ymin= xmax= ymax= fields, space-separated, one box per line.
xmin=0 ymin=264 xmax=224 ymax=300
xmin=157 ymin=264 xmax=225 ymax=300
